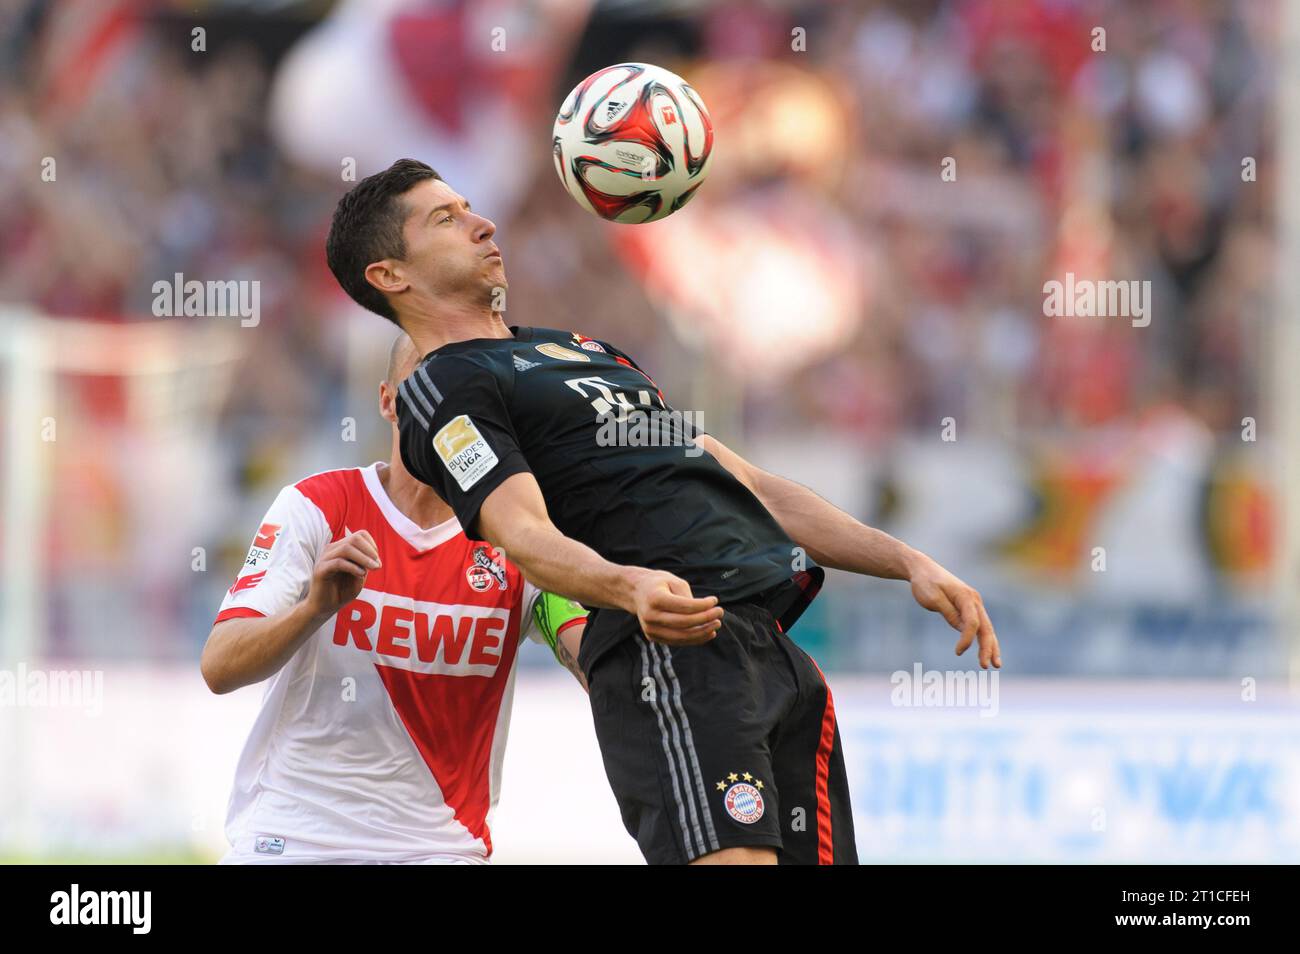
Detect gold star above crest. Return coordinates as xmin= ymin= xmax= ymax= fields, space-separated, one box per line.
xmin=716 ymin=781 xmax=726 ymax=791
xmin=727 ymin=772 xmax=739 ymax=783
xmin=756 ymin=780 xmax=764 ymax=790
xmin=742 ymin=772 xmax=753 ymax=782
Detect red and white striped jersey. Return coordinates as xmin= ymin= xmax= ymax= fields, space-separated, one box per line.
xmin=214 ymin=462 xmax=546 ymax=864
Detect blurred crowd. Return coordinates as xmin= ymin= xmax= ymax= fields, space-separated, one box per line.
xmin=0 ymin=0 xmax=1279 ymax=661
xmin=814 ymin=0 xmax=1275 ymax=441
xmin=1 ymin=0 xmax=1276 ymax=428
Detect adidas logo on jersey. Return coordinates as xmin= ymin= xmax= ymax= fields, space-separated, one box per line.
xmin=513 ymin=354 xmax=541 ymax=371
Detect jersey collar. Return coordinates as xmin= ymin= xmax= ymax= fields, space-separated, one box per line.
xmin=422 ymin=327 xmax=534 ymax=361
xmin=361 ymin=463 xmax=462 ymax=552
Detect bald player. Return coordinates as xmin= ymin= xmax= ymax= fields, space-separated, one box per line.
xmin=202 ymin=334 xmax=586 ymax=864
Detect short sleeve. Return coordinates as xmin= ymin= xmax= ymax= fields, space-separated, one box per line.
xmin=519 ymin=581 xmax=543 ymax=645
xmin=396 ymin=353 xmax=532 ymax=539
xmin=214 ymin=485 xmax=330 ymax=624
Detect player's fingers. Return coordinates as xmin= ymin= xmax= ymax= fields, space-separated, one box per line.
xmin=953 ymin=589 xmax=980 ymax=649
xmin=645 ymin=605 xmax=725 ymax=630
xmin=981 ymin=631 xmax=1001 ymax=671
xmin=978 ymin=603 xmax=1001 ymax=669
xmin=931 ymin=590 xmax=975 ymax=657
xmin=659 ymin=574 xmax=722 ymax=608
xmin=653 ymin=590 xmax=723 ymax=619
xmin=675 ymin=617 xmax=723 ymax=640
xmin=348 ymin=531 xmax=381 ymax=565
xmin=339 ymin=533 xmax=378 ymax=563
xmin=644 ymin=624 xmax=717 ymax=646
xmin=320 ymin=557 xmax=368 ymax=579
xmin=332 ymin=555 xmax=371 ymax=577
xmin=926 ymin=587 xmax=961 ymax=633
xmin=663 ymin=575 xmax=697 ymax=597
xmin=348 ymin=543 xmax=382 ymax=570
xmin=337 ymin=543 xmax=381 ymax=571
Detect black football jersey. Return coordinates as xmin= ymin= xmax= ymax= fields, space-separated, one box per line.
xmin=396 ymin=326 xmax=822 ymax=657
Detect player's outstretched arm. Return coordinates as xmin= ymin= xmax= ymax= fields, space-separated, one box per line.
xmin=478 ymin=472 xmax=724 ymax=646
xmin=695 ymin=434 xmax=1001 ymax=669
xmin=201 ymin=530 xmax=382 ymax=693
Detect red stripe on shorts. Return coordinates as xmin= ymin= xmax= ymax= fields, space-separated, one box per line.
xmin=808 ymin=657 xmax=836 ymax=865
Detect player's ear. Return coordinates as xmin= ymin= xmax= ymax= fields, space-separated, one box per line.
xmin=378 ymin=379 xmax=398 ymax=425
xmin=364 ymin=259 xmax=408 ymax=297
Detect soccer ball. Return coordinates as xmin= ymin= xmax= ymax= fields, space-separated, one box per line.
xmin=552 ymin=62 xmax=714 ymax=224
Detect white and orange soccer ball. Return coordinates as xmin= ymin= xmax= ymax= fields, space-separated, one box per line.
xmin=552 ymin=62 xmax=714 ymax=224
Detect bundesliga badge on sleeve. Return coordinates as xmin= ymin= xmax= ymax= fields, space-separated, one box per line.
xmin=433 ymin=415 xmax=499 ymax=491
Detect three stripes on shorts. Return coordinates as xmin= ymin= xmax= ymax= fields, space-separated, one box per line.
xmin=639 ymin=641 xmax=720 ymax=859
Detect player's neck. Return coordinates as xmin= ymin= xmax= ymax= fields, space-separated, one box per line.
xmin=399 ymin=301 xmax=512 ymax=357
xmin=377 ymin=461 xmax=452 ymax=530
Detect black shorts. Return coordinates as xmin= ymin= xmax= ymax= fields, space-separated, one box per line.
xmin=579 ymin=599 xmax=858 ymax=865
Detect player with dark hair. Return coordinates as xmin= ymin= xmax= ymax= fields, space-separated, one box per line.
xmin=325 ymin=159 xmax=1001 ymax=865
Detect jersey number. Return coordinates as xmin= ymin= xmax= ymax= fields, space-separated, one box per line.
xmin=564 ymin=375 xmax=666 ymax=421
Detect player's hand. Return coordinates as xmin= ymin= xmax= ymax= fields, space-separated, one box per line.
xmin=630 ymin=569 xmax=724 ymax=646
xmin=906 ymin=553 xmax=1001 ymax=669
xmin=304 ymin=529 xmax=382 ymax=620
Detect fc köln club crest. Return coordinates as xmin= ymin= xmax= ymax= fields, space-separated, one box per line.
xmin=466 ymin=544 xmax=508 ymax=592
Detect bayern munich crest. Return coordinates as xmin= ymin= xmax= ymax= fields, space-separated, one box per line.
xmin=571 ymin=333 xmax=606 ymax=353
xmin=717 ymin=772 xmax=765 ymax=824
